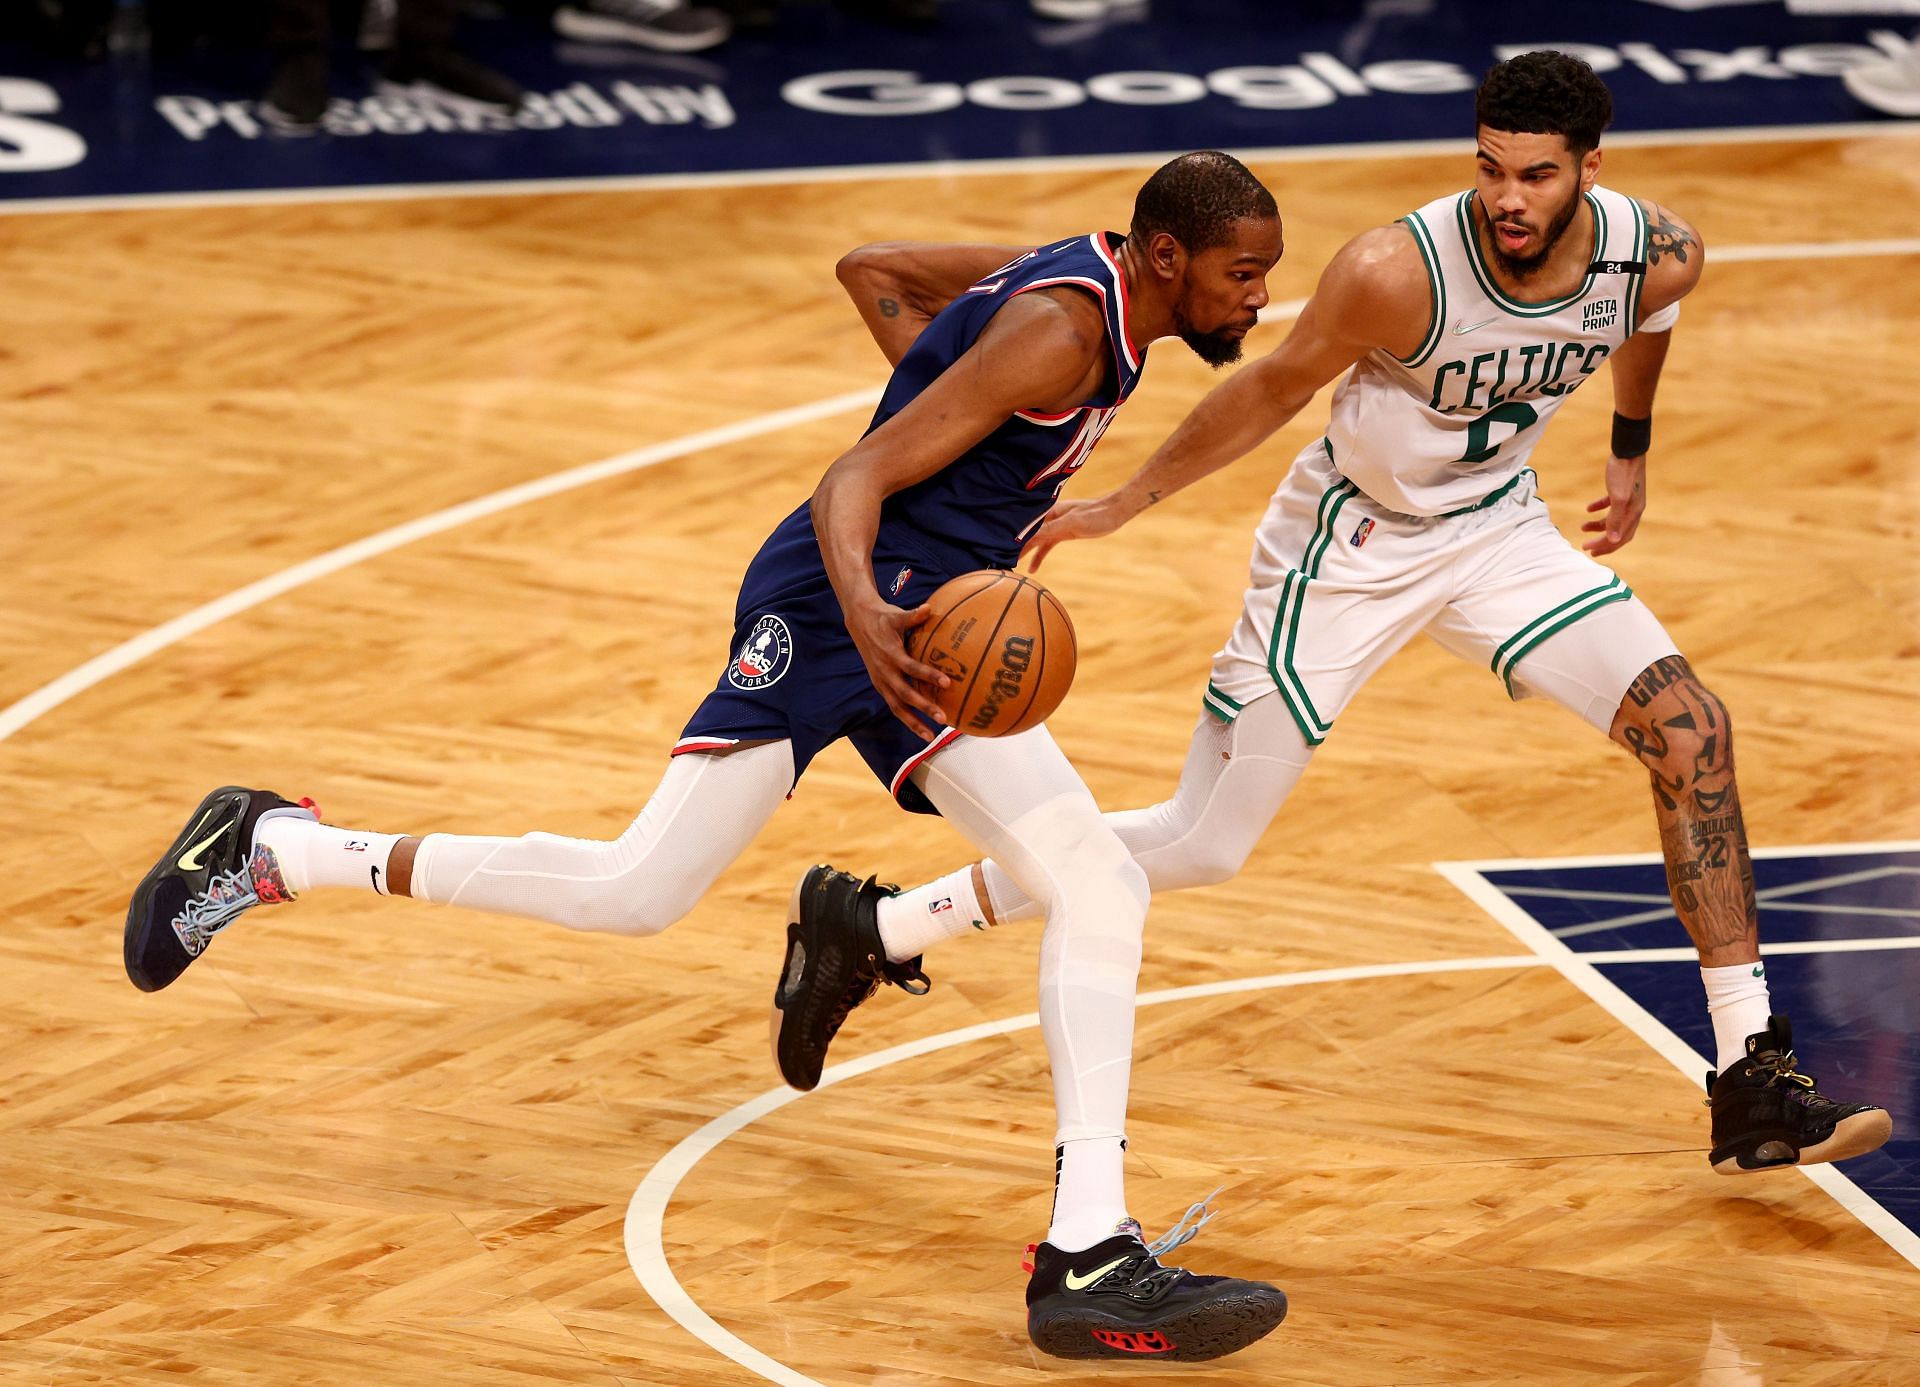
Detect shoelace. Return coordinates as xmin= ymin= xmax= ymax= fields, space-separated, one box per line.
xmin=171 ymin=865 xmax=262 ymax=955
xmin=1146 ymin=1186 xmax=1223 ymax=1257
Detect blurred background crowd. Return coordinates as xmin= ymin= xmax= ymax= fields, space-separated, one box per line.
xmin=6 ymin=0 xmax=1153 ymax=134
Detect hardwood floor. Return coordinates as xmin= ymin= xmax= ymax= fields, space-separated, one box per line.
xmin=3 ymin=131 xmax=1917 ymax=1383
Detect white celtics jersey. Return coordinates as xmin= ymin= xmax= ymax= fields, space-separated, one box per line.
xmin=1324 ymin=185 xmax=1651 ymax=517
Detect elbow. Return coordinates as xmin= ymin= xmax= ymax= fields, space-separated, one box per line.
xmin=836 ymin=243 xmax=892 ymax=292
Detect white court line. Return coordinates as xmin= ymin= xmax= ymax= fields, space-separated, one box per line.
xmin=1462 ymin=841 xmax=1920 ymax=873
xmin=1580 ymin=935 xmax=1920 ymax=965
xmin=622 ymin=955 xmax=1544 ymax=1387
xmin=0 ymin=120 xmax=1914 ymax=218
xmin=0 ymin=387 xmax=881 ymax=747
xmin=1435 ymin=855 xmax=1920 ymax=1276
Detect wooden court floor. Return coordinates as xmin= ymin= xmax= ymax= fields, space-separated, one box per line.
xmin=3 ymin=131 xmax=1918 ymax=1384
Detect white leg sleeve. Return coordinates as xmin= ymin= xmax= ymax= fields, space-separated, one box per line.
xmin=978 ymin=693 xmax=1312 ymax=924
xmin=409 ymin=741 xmax=793 ymax=936
xmin=914 ymin=727 xmax=1149 ymax=1147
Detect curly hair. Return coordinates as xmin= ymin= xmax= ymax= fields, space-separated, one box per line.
xmin=1476 ymin=51 xmax=1614 ymax=157
xmin=1131 ymin=150 xmax=1278 ymax=255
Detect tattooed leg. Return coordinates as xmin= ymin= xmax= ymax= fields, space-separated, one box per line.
xmin=1611 ymin=655 xmax=1759 ymax=968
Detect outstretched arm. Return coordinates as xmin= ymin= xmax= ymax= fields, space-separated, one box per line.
xmin=813 ymin=288 xmax=1108 ymax=735
xmin=1585 ymin=202 xmax=1706 ymax=556
xmin=837 ymin=241 xmax=1035 ymax=366
xmin=1024 ymin=225 xmax=1431 ymax=568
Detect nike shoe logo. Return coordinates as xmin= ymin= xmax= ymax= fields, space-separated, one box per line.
xmin=1752 ymin=965 xmax=1765 ymax=977
xmin=1063 ymin=1256 xmax=1128 ymax=1291
xmin=1452 ymin=316 xmax=1499 ymax=335
xmin=177 ymin=820 xmax=235 ymax=871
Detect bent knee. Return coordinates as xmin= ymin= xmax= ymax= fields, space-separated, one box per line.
xmin=1615 ymin=661 xmax=1736 ymax=780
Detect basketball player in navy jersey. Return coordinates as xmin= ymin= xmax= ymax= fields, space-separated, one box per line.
xmin=125 ymin=153 xmax=1292 ymax=1361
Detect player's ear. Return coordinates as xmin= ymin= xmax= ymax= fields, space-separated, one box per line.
xmin=1580 ymin=146 xmax=1602 ymax=194
xmin=1148 ymin=230 xmax=1185 ymax=283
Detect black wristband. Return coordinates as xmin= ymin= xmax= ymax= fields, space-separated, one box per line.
xmin=1611 ymin=412 xmax=1652 ymax=458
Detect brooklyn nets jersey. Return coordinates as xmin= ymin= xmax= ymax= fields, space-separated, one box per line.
xmin=1325 ymin=185 xmax=1651 ymax=517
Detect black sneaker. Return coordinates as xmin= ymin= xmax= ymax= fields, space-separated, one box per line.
xmin=1706 ymin=1015 xmax=1893 ymax=1174
xmin=770 ymin=865 xmax=929 ymax=1091
xmin=379 ymin=47 xmax=524 ymax=117
xmin=124 ymin=786 xmax=315 ymax=993
xmin=554 ymin=0 xmax=732 ymax=52
xmin=1025 ymin=1208 xmax=1288 ymax=1361
xmin=262 ymin=48 xmax=329 ymax=133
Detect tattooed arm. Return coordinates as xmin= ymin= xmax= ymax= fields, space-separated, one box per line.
xmin=836 ymin=241 xmax=1035 ymax=366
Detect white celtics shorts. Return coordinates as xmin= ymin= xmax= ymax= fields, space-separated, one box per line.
xmin=1204 ymin=439 xmax=1680 ymax=743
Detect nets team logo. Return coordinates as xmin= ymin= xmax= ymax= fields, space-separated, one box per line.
xmin=729 ymin=614 xmax=794 ymax=690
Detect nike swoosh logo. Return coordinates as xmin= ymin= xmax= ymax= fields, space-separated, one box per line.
xmin=1452 ymin=316 xmax=1499 ymax=335
xmin=177 ymin=821 xmax=234 ymax=871
xmin=1063 ymin=1257 xmax=1128 ymax=1292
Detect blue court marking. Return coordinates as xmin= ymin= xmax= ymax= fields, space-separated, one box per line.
xmin=1483 ymin=850 xmax=1920 ymax=953
xmin=1475 ymin=846 xmax=1920 ymax=1243
xmin=1 ymin=0 xmax=1910 ymax=202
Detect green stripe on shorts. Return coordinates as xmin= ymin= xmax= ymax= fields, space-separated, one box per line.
xmin=1263 ymin=475 xmax=1358 ymax=746
xmin=1491 ymin=575 xmax=1633 ymax=697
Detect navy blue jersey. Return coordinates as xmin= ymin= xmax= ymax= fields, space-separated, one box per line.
xmin=874 ymin=231 xmax=1149 ymax=569
xmin=677 ymin=230 xmax=1148 ymax=815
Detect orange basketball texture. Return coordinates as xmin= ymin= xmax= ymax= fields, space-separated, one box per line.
xmin=907 ymin=570 xmax=1077 ymax=737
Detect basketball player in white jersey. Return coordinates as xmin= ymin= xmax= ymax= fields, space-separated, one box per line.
xmin=778 ymin=52 xmax=1892 ymax=1180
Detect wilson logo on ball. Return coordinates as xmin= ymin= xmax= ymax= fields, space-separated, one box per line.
xmin=907 ymin=569 xmax=1076 ymax=738
xmin=966 ymin=635 xmax=1035 ymax=732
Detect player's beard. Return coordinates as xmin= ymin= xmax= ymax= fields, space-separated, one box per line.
xmin=1173 ymin=301 xmax=1245 ymax=369
xmin=1484 ymin=188 xmax=1582 ymax=278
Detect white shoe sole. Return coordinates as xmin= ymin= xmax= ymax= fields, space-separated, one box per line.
xmin=553 ymin=7 xmax=730 ymax=52
xmin=1711 ymin=1107 xmax=1894 ymax=1175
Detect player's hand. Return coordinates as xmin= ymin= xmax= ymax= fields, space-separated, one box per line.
xmin=1582 ymin=453 xmax=1647 ymax=556
xmin=845 ymin=598 xmax=951 ymax=741
xmin=1021 ymin=494 xmax=1129 ymax=572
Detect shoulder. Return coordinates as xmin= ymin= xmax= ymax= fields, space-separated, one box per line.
xmin=1305 ymin=223 xmax=1435 ymax=356
xmin=1635 ymin=198 xmax=1705 ymax=310
xmin=980 ymin=285 xmax=1108 ymax=364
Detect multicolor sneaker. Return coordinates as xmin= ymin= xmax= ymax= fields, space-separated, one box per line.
xmin=1024 ymin=1195 xmax=1288 ymax=1361
xmin=770 ymin=865 xmax=929 ymax=1091
xmin=1706 ymin=1015 xmax=1893 ymax=1174
xmin=124 ymin=786 xmax=316 ymax=992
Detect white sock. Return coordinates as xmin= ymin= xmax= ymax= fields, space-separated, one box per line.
xmin=255 ymin=816 xmax=404 ymax=897
xmin=875 ymin=867 xmax=990 ymax=962
xmin=1701 ymin=961 xmax=1773 ymax=1071
xmin=1047 ymin=1137 xmax=1130 ymax=1252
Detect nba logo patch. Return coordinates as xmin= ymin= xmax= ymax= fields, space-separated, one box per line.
xmin=728 ymin=614 xmax=794 ymax=690
xmin=1349 ymin=517 xmax=1375 ymax=548
xmin=890 ymin=566 xmax=913 ymax=598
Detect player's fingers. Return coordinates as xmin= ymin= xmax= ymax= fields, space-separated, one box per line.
xmin=1580 ymin=518 xmax=1605 ymax=532
xmin=896 ymin=678 xmax=948 ymax=728
xmin=1023 ymin=537 xmax=1054 ymax=571
xmin=899 ymin=651 xmax=951 ymax=691
xmin=888 ymin=697 xmax=936 ymax=742
xmin=1586 ymin=496 xmax=1610 ymax=513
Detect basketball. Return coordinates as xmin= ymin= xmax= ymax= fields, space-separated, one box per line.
xmin=908 ymin=570 xmax=1076 ymax=737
